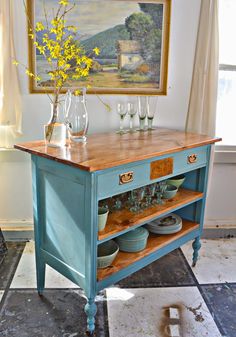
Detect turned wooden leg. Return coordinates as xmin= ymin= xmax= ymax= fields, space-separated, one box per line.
xmin=85 ymin=297 xmax=97 ymax=335
xmin=192 ymin=236 xmax=201 ymax=267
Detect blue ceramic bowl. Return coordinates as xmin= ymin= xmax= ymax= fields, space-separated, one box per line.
xmin=115 ymin=227 xmax=149 ymax=252
xmin=97 ymin=240 xmax=119 ymax=269
xmin=163 ymin=184 xmax=178 ymax=199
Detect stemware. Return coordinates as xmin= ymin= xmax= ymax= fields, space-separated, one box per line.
xmin=130 ymin=188 xmax=145 ymax=213
xmin=147 ymin=96 xmax=158 ymax=130
xmin=145 ymin=184 xmax=156 ymax=207
xmin=137 ymin=96 xmax=147 ymax=131
xmin=127 ymin=102 xmax=137 ymax=133
xmin=116 ymin=102 xmax=127 ymax=134
xmin=156 ymin=181 xmax=167 ymax=204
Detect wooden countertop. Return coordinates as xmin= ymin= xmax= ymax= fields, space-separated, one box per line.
xmin=14 ymin=128 xmax=221 ymax=172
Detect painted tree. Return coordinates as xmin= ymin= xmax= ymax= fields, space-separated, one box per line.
xmin=125 ymin=12 xmax=162 ymax=70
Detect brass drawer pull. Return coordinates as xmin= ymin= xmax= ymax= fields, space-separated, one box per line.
xmin=188 ymin=154 xmax=197 ymax=164
xmin=119 ymin=171 xmax=134 ymax=185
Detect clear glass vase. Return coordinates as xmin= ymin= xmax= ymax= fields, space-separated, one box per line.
xmin=65 ymin=88 xmax=89 ymax=143
xmin=44 ymin=103 xmax=67 ymax=147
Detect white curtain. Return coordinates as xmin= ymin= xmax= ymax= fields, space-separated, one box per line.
xmin=185 ymin=0 xmax=219 ymax=137
xmin=0 ymin=0 xmax=22 ymax=147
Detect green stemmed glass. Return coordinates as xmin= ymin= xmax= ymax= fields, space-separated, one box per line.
xmin=137 ymin=96 xmax=147 ymax=131
xmin=147 ymin=96 xmax=158 ymax=130
xmin=127 ymin=102 xmax=137 ymax=133
xmin=116 ymin=102 xmax=127 ymax=134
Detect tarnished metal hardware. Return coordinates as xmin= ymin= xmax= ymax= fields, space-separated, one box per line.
xmin=119 ymin=171 xmax=134 ymax=185
xmin=188 ymin=154 xmax=197 ymax=164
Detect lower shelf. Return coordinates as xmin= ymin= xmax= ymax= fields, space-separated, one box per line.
xmin=97 ymin=219 xmax=199 ymax=281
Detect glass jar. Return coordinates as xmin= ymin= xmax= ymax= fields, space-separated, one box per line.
xmin=44 ymin=102 xmax=67 ymax=147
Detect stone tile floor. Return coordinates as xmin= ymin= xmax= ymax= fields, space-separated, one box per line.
xmin=0 ymin=238 xmax=235 ymax=337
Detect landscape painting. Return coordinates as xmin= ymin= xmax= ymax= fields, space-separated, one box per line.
xmin=28 ymin=0 xmax=171 ymax=94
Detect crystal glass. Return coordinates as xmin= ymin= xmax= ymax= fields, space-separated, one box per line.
xmin=147 ymin=96 xmax=158 ymax=130
xmin=145 ymin=184 xmax=156 ymax=207
xmin=130 ymin=187 xmax=145 ymax=213
xmin=137 ymin=96 xmax=147 ymax=131
xmin=65 ymin=88 xmax=88 ymax=143
xmin=127 ymin=102 xmax=137 ymax=133
xmin=156 ymin=181 xmax=167 ymax=205
xmin=116 ymin=102 xmax=127 ymax=134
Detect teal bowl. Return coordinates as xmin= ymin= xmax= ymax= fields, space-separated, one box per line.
xmin=97 ymin=240 xmax=119 ymax=269
xmin=167 ymin=174 xmax=185 ymax=188
xmin=115 ymin=227 xmax=149 ymax=252
xmin=163 ymin=185 xmax=178 ymax=199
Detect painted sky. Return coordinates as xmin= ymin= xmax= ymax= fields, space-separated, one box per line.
xmin=35 ymin=0 xmax=141 ymax=36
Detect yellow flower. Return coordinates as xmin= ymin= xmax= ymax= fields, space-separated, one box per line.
xmin=25 ymin=69 xmax=34 ymax=77
xmin=74 ymin=90 xmax=81 ymax=96
xmin=93 ymin=47 xmax=100 ymax=56
xmin=35 ymin=22 xmax=45 ymax=32
xmin=37 ymin=45 xmax=46 ymax=55
xmin=59 ymin=0 xmax=69 ymax=5
xmin=67 ymin=26 xmax=77 ymax=33
xmin=12 ymin=60 xmax=19 ymax=66
xmin=28 ymin=33 xmax=34 ymax=40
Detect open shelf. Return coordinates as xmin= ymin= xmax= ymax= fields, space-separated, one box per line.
xmin=98 ymin=188 xmax=203 ymax=241
xmin=97 ymin=219 xmax=199 ymax=281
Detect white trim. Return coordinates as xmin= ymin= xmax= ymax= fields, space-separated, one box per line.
xmin=205 ymin=219 xmax=236 ymax=228
xmin=0 ymin=148 xmax=18 ymax=152
xmin=0 ymin=220 xmax=33 ymax=229
xmin=214 ymin=148 xmax=236 ymax=163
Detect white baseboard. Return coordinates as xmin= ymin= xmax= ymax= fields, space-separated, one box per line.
xmin=205 ymin=219 xmax=236 ymax=228
xmin=0 ymin=220 xmax=33 ymax=231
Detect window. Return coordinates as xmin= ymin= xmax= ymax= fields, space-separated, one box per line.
xmin=216 ymin=0 xmax=236 ymax=148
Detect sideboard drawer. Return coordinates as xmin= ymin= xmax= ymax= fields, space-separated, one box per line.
xmin=97 ymin=146 xmax=208 ymax=199
xmin=174 ymin=146 xmax=207 ymax=173
xmin=97 ymin=162 xmax=151 ymax=199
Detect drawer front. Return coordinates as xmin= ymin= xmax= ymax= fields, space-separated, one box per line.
xmin=97 ymin=146 xmax=208 ymax=199
xmin=174 ymin=146 xmax=207 ymax=173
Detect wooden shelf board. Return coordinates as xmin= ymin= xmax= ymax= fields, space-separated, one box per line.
xmin=97 ymin=219 xmax=199 ymax=281
xmin=98 ymin=189 xmax=203 ymax=241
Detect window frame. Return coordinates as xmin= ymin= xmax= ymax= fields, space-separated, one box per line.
xmin=215 ymin=64 xmax=236 ymax=162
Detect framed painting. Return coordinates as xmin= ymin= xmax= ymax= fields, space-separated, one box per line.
xmin=27 ymin=0 xmax=171 ymax=95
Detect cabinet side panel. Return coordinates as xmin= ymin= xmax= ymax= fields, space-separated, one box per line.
xmin=37 ymin=158 xmax=87 ymax=288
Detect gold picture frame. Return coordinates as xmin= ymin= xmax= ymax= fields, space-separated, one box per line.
xmin=27 ymin=0 xmax=171 ymax=95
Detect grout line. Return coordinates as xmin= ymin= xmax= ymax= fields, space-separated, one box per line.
xmin=197 ymin=285 xmax=226 ymax=337
xmin=102 ymin=290 xmax=110 ymax=337
xmin=179 ymin=246 xmax=226 ymax=336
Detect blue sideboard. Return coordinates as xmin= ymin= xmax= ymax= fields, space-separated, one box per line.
xmin=15 ymin=128 xmax=221 ymax=335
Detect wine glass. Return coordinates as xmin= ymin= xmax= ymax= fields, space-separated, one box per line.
xmin=137 ymin=96 xmax=147 ymax=131
xmin=147 ymin=96 xmax=158 ymax=130
xmin=130 ymin=187 xmax=145 ymax=213
xmin=127 ymin=102 xmax=137 ymax=133
xmin=116 ymin=102 xmax=127 ymax=134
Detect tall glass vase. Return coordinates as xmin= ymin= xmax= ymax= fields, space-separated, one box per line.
xmin=44 ymin=103 xmax=67 ymax=147
xmin=65 ymin=88 xmax=89 ymax=143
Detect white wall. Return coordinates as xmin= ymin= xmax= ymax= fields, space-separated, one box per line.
xmin=1 ymin=0 xmax=235 ymax=228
